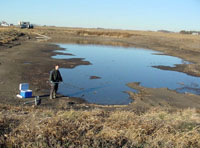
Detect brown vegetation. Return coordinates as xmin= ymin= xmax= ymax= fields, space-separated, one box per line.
xmin=0 ymin=104 xmax=199 ymax=148
xmin=0 ymin=27 xmax=35 ymax=50
xmin=0 ymin=28 xmax=23 ymax=44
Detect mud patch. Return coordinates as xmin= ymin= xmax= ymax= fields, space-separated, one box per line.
xmin=127 ymin=82 xmax=200 ymax=109
xmin=153 ymin=64 xmax=200 ymax=77
xmin=90 ymin=76 xmax=101 ymax=79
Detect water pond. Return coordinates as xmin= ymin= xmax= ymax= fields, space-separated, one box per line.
xmin=52 ymin=44 xmax=200 ymax=105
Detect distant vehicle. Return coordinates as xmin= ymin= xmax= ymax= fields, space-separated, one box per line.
xmin=20 ymin=24 xmax=27 ymax=29
xmin=28 ymin=24 xmax=34 ymax=29
xmin=19 ymin=21 xmax=34 ymax=29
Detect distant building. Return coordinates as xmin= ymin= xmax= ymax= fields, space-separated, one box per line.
xmin=180 ymin=30 xmax=200 ymax=35
xmin=0 ymin=21 xmax=9 ymax=26
xmin=192 ymin=32 xmax=199 ymax=35
xmin=18 ymin=21 xmax=30 ymax=26
xmin=18 ymin=21 xmax=29 ymax=28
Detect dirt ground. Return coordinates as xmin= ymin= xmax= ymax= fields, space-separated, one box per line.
xmin=1 ymin=26 xmax=200 ymax=111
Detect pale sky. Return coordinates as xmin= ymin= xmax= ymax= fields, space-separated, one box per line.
xmin=0 ymin=0 xmax=200 ymax=31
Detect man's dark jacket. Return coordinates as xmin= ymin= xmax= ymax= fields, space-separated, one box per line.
xmin=49 ymin=70 xmax=63 ymax=83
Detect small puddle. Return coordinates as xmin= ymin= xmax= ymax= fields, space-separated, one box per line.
xmin=52 ymin=44 xmax=200 ymax=105
xmin=23 ymin=62 xmax=31 ymax=65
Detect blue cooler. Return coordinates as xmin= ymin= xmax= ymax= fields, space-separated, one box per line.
xmin=20 ymin=90 xmax=32 ymax=98
xmin=19 ymin=83 xmax=32 ymax=98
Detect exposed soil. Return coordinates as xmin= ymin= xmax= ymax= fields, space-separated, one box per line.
xmin=0 ymin=34 xmax=90 ymax=107
xmin=153 ymin=64 xmax=200 ymax=77
xmin=1 ymin=26 xmax=200 ymax=110
xmin=125 ymin=82 xmax=200 ymax=111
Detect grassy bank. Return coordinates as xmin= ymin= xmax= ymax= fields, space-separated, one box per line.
xmin=0 ymin=104 xmax=200 ymax=148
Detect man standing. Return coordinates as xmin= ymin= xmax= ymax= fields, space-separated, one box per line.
xmin=49 ymin=65 xmax=63 ymax=99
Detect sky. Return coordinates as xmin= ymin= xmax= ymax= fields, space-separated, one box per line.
xmin=0 ymin=0 xmax=200 ymax=31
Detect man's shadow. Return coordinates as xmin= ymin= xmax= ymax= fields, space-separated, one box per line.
xmin=38 ymin=94 xmax=66 ymax=98
xmin=38 ymin=84 xmax=108 ymax=101
xmin=67 ymin=85 xmax=108 ymax=98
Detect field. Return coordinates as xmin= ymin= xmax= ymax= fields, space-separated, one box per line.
xmin=0 ymin=26 xmax=200 ymax=147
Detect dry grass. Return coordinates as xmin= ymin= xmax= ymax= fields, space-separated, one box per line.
xmin=0 ymin=27 xmax=24 ymax=44
xmin=34 ymin=26 xmax=200 ymax=40
xmin=0 ymin=27 xmax=35 ymax=47
xmin=0 ymin=104 xmax=199 ymax=148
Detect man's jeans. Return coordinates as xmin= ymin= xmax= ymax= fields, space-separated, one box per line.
xmin=50 ymin=82 xmax=59 ymax=99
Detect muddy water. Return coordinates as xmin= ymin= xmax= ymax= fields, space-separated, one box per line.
xmin=52 ymin=44 xmax=200 ymax=105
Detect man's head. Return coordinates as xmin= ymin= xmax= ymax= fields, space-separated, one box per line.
xmin=55 ymin=65 xmax=59 ymax=70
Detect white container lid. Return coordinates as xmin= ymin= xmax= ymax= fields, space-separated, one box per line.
xmin=20 ymin=90 xmax=32 ymax=92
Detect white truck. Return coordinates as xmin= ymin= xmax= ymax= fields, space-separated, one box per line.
xmin=19 ymin=21 xmax=34 ymax=29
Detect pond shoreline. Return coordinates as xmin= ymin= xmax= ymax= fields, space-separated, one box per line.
xmin=52 ymin=43 xmax=200 ymax=106
xmin=1 ymin=27 xmax=200 ymax=110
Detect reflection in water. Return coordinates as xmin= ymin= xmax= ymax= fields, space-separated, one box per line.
xmin=52 ymin=44 xmax=200 ymax=105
